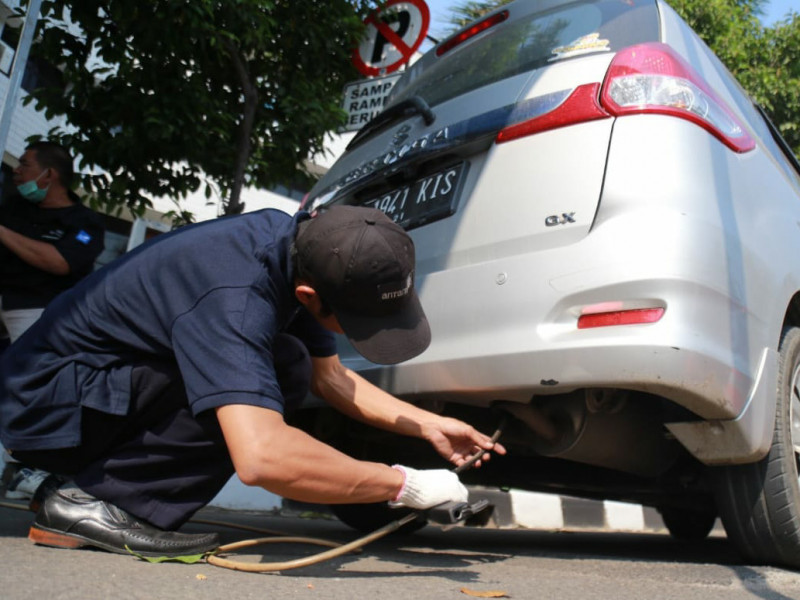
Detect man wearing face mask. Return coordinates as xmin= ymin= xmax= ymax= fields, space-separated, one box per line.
xmin=0 ymin=141 xmax=105 ymax=343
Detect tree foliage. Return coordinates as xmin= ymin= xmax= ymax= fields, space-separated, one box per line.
xmin=20 ymin=0 xmax=370 ymax=219
xmin=444 ymin=0 xmax=800 ymax=158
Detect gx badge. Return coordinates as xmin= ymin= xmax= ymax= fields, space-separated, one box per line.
xmin=545 ymin=212 xmax=576 ymax=227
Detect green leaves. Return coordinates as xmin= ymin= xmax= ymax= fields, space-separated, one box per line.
xmin=28 ymin=0 xmax=368 ymax=219
xmin=125 ymin=545 xmax=209 ymax=564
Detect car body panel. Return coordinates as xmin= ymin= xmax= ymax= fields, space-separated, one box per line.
xmin=304 ymin=0 xmax=800 ymax=475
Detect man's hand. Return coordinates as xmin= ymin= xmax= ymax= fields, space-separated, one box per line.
xmin=422 ymin=416 xmax=506 ymax=470
xmin=0 ymin=225 xmax=69 ymax=275
xmin=389 ymin=465 xmax=468 ymax=510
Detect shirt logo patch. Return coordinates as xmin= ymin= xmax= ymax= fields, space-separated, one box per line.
xmin=42 ymin=228 xmax=65 ymax=241
xmin=75 ymin=230 xmax=92 ymax=245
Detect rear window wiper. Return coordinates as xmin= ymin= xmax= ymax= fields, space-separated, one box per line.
xmin=346 ymin=95 xmax=436 ymax=151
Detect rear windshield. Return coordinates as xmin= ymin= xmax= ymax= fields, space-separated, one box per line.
xmin=389 ymin=0 xmax=660 ymax=109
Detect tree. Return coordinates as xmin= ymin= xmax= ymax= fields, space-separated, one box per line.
xmin=443 ymin=0 xmax=800 ymax=158
xmin=20 ymin=0 xmax=370 ymax=220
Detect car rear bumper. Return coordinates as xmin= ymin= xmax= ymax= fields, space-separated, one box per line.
xmin=341 ymin=306 xmax=776 ymax=465
xmin=336 ymin=203 xmax=779 ymax=464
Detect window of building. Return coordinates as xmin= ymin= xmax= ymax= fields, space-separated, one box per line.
xmin=0 ymin=162 xmax=14 ymax=204
xmin=0 ymin=23 xmax=63 ymax=94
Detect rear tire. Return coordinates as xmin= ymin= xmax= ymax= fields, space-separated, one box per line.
xmin=713 ymin=326 xmax=800 ymax=567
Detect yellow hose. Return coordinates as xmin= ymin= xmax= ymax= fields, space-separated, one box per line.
xmin=205 ymin=512 xmax=419 ymax=572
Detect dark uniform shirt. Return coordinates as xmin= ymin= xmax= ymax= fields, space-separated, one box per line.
xmin=0 ymin=209 xmax=336 ymax=451
xmin=0 ymin=195 xmax=105 ymax=309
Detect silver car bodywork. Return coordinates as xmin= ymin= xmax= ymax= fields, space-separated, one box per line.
xmin=303 ymin=0 xmax=800 ymax=561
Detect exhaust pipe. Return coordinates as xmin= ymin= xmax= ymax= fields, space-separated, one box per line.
xmin=497 ymin=390 xmax=679 ymax=477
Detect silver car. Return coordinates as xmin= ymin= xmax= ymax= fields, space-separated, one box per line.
xmin=301 ymin=0 xmax=800 ymax=568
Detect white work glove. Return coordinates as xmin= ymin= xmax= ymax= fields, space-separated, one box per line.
xmin=388 ymin=465 xmax=468 ymax=510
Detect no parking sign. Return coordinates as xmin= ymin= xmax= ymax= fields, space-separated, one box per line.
xmin=352 ymin=0 xmax=430 ymax=76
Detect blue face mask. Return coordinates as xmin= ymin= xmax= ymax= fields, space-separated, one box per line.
xmin=17 ymin=170 xmax=49 ymax=203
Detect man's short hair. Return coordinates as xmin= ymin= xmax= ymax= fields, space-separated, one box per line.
xmin=27 ymin=141 xmax=74 ymax=188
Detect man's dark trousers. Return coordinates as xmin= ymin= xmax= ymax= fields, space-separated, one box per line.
xmin=13 ymin=333 xmax=312 ymax=530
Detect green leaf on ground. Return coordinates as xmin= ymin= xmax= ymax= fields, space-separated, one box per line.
xmin=125 ymin=545 xmax=209 ymax=564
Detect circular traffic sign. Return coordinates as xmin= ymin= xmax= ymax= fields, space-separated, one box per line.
xmin=352 ymin=0 xmax=430 ymax=77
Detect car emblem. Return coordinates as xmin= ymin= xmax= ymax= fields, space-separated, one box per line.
xmin=392 ymin=124 xmax=412 ymax=147
xmin=545 ymin=212 xmax=576 ymax=226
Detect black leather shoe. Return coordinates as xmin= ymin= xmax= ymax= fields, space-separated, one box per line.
xmin=29 ymin=483 xmax=219 ymax=557
xmin=29 ymin=473 xmax=66 ymax=513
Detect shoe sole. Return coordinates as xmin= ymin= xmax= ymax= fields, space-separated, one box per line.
xmin=28 ymin=525 xmax=218 ymax=557
xmin=29 ymin=525 xmax=91 ymax=550
xmin=28 ymin=525 xmax=144 ymax=555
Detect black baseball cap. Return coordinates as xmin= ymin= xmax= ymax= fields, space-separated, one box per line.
xmin=295 ymin=206 xmax=431 ymax=365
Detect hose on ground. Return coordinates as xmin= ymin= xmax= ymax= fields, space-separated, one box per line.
xmin=206 ymin=417 xmax=505 ymax=573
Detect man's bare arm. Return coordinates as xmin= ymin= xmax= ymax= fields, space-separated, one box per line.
xmin=0 ymin=225 xmax=69 ymax=275
xmin=310 ymin=354 xmax=505 ymax=468
xmin=215 ymin=403 xmax=403 ymax=503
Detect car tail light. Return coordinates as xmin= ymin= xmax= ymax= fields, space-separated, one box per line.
xmin=436 ymin=11 xmax=509 ymax=56
xmin=578 ymin=307 xmax=665 ymax=329
xmin=600 ymin=42 xmax=755 ymax=153
xmin=496 ymin=83 xmax=610 ymax=144
xmin=495 ymin=42 xmax=754 ymax=153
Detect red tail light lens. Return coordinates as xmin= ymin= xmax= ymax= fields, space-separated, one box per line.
xmin=496 ymin=83 xmax=609 ymax=144
xmin=495 ymin=42 xmax=754 ymax=153
xmin=601 ymin=42 xmax=755 ymax=153
xmin=436 ymin=11 xmax=509 ymax=56
xmin=578 ymin=307 xmax=665 ymax=329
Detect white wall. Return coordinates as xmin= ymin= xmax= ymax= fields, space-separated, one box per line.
xmin=0 ymin=67 xmax=65 ymax=163
xmin=149 ymin=184 xmax=301 ymax=223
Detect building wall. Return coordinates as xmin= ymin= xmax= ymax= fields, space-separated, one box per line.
xmin=0 ymin=1 xmax=55 ymax=155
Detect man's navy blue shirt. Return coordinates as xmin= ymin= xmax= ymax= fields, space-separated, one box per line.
xmin=0 ymin=209 xmax=336 ymax=451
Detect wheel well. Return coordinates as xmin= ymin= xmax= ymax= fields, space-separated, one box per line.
xmin=784 ymin=292 xmax=800 ymax=332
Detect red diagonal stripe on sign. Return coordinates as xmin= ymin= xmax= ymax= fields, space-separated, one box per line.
xmin=367 ymin=14 xmax=413 ymax=59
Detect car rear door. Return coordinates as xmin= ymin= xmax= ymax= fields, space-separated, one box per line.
xmin=306 ymin=0 xmax=661 ymax=367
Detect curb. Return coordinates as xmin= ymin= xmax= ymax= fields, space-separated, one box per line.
xmin=469 ymin=488 xmax=670 ymax=532
xmin=283 ymin=487 xmax=685 ymax=534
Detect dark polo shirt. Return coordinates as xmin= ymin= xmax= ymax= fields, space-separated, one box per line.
xmin=0 ymin=209 xmax=336 ymax=451
xmin=0 ymin=195 xmax=105 ymax=309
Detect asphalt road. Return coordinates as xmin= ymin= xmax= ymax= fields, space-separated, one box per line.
xmin=1 ymin=501 xmax=799 ymax=600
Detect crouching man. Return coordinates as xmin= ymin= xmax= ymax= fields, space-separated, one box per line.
xmin=0 ymin=206 xmax=503 ymax=557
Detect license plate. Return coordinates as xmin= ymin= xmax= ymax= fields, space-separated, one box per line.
xmin=362 ymin=163 xmax=464 ymax=229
